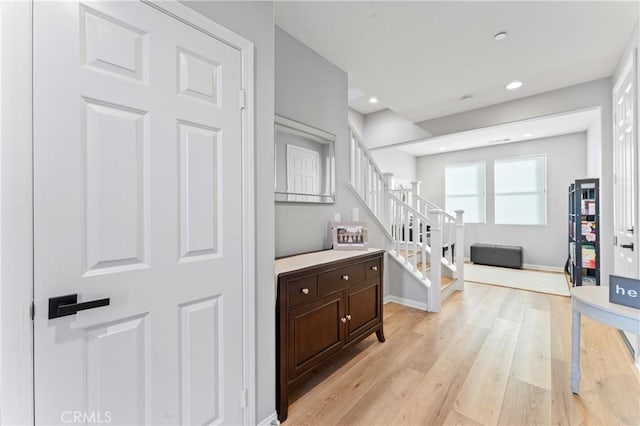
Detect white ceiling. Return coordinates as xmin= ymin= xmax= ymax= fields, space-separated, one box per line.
xmin=372 ymin=108 xmax=599 ymax=157
xmin=275 ymin=1 xmax=639 ymax=123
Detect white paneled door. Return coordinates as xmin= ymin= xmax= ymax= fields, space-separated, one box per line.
xmin=286 ymin=145 xmax=319 ymax=195
xmin=34 ymin=2 xmax=245 ymax=425
xmin=613 ymin=50 xmax=639 ymax=364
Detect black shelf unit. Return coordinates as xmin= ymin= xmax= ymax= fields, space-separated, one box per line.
xmin=568 ymin=178 xmax=600 ymax=286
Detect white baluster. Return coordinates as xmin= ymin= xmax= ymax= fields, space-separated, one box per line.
xmin=349 ymin=132 xmax=355 ymax=186
xmin=369 ymin=164 xmax=375 ymax=212
xmin=403 ymin=207 xmax=409 ymax=263
xmin=395 ymin=201 xmax=400 ymax=255
xmin=383 ymin=173 xmax=393 ymax=233
xmin=421 ymin=222 xmax=428 ymax=279
xmin=411 ymin=181 xmax=420 ymax=211
xmin=428 ymin=209 xmax=443 ymax=312
xmin=362 ymin=150 xmax=369 ymax=205
xmin=413 ymin=215 xmax=418 ymax=272
xmin=455 ymin=210 xmax=465 ymax=291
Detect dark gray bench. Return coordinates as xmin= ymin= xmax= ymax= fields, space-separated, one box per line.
xmin=470 ymin=243 xmax=523 ymax=269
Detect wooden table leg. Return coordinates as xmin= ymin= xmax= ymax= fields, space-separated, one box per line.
xmin=571 ymin=306 xmax=581 ymax=394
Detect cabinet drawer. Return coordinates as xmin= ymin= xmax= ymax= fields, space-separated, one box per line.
xmin=287 ymin=276 xmax=318 ymax=307
xmin=318 ymin=263 xmax=365 ymax=296
xmin=364 ymin=259 xmax=381 ymax=280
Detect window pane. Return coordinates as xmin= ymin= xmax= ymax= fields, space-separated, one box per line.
xmin=495 ymin=193 xmax=546 ymax=225
xmin=445 ymin=163 xmax=483 ymax=196
xmin=494 ymin=155 xmax=546 ymax=225
xmin=495 ymin=156 xmax=545 ymax=194
xmin=446 ymin=196 xmax=484 ymax=223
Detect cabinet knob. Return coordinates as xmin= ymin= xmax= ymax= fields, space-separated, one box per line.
xmin=346 ymin=314 xmax=352 ymax=321
xmin=371 ymin=266 xmax=378 ymax=271
xmin=341 ymin=317 xmax=347 ymax=323
xmin=301 ymin=288 xmax=309 ymax=295
xmin=341 ymin=275 xmax=349 ymax=281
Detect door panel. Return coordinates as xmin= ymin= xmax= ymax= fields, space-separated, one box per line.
xmin=34 ymin=2 xmax=244 ymax=424
xmin=85 ymin=315 xmax=149 ymax=425
xmin=288 ymin=294 xmax=344 ymax=379
xmin=613 ymin=50 xmax=639 ymax=363
xmin=83 ymin=98 xmax=149 ymax=273
xmin=180 ymin=296 xmax=223 ymax=425
xmin=346 ymin=282 xmax=381 ymax=341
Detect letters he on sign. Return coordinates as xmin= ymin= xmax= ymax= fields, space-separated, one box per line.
xmin=609 ymin=274 xmax=640 ymax=309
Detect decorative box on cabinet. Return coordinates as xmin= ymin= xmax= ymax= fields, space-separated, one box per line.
xmin=275 ymin=249 xmax=385 ymax=422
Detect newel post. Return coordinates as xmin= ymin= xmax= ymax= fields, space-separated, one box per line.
xmin=454 ymin=210 xmax=465 ymax=291
xmin=428 ymin=209 xmax=442 ymax=312
xmin=383 ymin=172 xmax=394 ymax=233
xmin=410 ymin=180 xmax=421 ymax=211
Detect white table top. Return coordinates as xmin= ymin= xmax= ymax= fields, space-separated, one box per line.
xmin=571 ymin=286 xmax=640 ymax=321
xmin=275 ymin=248 xmax=384 ymax=278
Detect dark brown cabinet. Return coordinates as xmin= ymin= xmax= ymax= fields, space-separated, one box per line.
xmin=276 ymin=250 xmax=385 ymax=422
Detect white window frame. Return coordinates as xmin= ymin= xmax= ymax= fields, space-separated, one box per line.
xmin=494 ymin=154 xmax=548 ymax=226
xmin=445 ymin=161 xmax=486 ymax=224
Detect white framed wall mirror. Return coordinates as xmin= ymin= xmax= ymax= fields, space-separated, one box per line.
xmin=275 ymin=115 xmax=336 ymax=203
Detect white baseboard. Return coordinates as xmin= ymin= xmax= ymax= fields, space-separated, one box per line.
xmin=463 ymin=257 xmax=563 ymax=273
xmin=257 ymin=412 xmax=279 ymax=426
xmin=384 ymin=294 xmax=427 ymax=311
xmin=522 ymin=263 xmax=564 ymax=273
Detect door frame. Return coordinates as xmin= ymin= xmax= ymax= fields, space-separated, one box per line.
xmin=0 ymin=1 xmax=257 ymax=424
xmin=612 ymin=48 xmax=640 ymax=368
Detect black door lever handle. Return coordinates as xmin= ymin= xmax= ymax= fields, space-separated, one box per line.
xmin=48 ymin=294 xmax=110 ymax=319
xmin=621 ymin=243 xmax=635 ymax=251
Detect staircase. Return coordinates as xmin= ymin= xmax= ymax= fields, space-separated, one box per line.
xmin=348 ymin=129 xmax=465 ymax=312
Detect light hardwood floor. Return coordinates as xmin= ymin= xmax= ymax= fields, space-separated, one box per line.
xmin=284 ymin=282 xmax=640 ymax=425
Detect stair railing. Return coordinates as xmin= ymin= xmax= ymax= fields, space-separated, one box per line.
xmin=350 ymin=130 xmax=390 ymax=230
xmin=392 ymin=186 xmax=465 ymax=284
xmin=349 ymin=128 xmax=466 ymax=310
xmin=388 ymin=192 xmax=439 ymax=283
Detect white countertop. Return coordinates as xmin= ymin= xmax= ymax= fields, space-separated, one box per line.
xmin=275 ymin=248 xmax=384 ymax=278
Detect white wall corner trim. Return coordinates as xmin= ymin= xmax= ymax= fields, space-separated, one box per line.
xmin=384 ymin=295 xmax=428 ymax=311
xmin=0 ymin=2 xmax=34 ymax=424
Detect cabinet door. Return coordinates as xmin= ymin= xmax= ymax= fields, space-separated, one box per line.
xmin=346 ymin=281 xmax=381 ymax=342
xmin=288 ymin=293 xmax=345 ymax=379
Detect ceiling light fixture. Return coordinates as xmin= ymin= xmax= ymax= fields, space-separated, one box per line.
xmin=439 ymin=147 xmax=446 ymax=151
xmin=460 ymin=95 xmax=473 ymax=102
xmin=522 ymin=133 xmax=533 ymax=138
xmin=506 ymin=81 xmax=523 ymax=90
xmin=494 ymin=31 xmax=508 ymax=41
xmin=369 ymin=97 xmax=379 ymax=104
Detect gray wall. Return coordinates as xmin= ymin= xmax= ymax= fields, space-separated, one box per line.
xmin=417 ymin=132 xmax=587 ymax=269
xmin=180 ymin=2 xmax=275 ymax=421
xmin=363 ymin=108 xmax=431 ymax=149
xmin=370 ymin=148 xmax=417 ymax=183
xmin=275 ymin=27 xmax=387 ymax=256
xmin=416 ymin=78 xmax=613 ymax=284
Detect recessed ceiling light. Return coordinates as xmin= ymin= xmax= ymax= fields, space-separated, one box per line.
xmin=506 ymin=81 xmax=523 ymax=90
xmin=439 ymin=147 xmax=446 ymax=151
xmin=460 ymin=95 xmax=473 ymax=102
xmin=522 ymin=133 xmax=533 ymax=138
xmin=494 ymin=31 xmax=508 ymax=41
xmin=369 ymin=97 xmax=379 ymax=104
